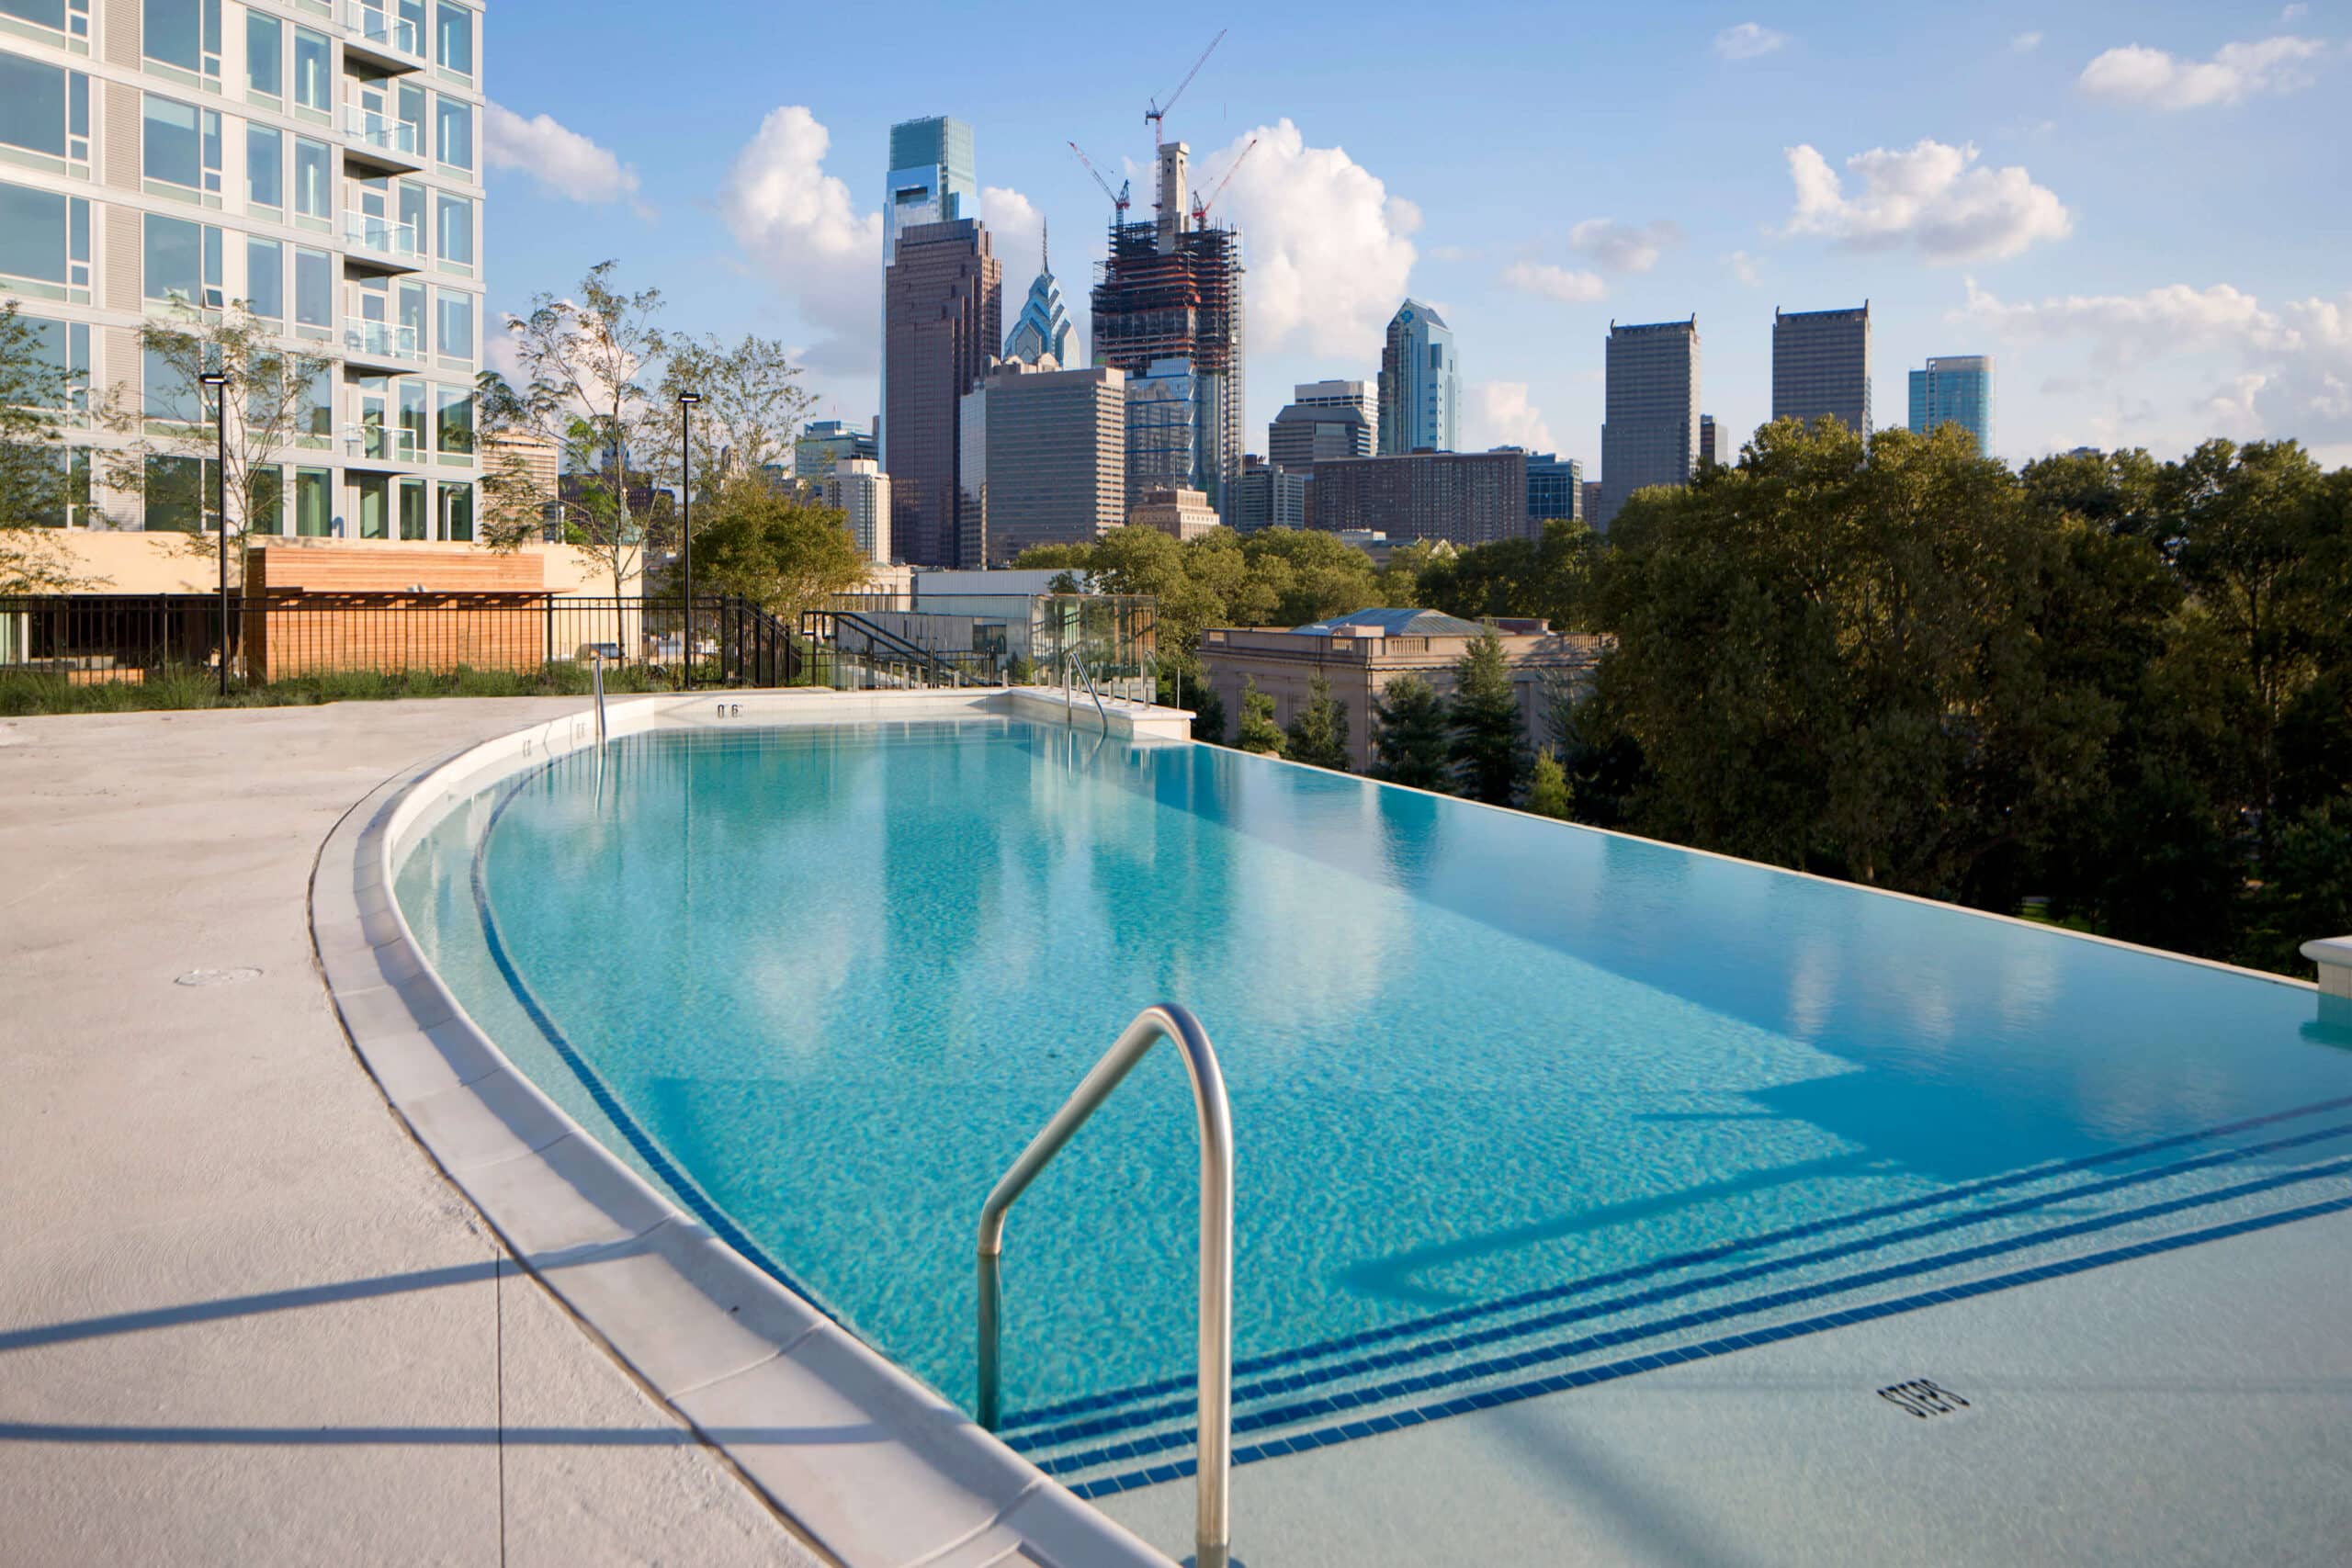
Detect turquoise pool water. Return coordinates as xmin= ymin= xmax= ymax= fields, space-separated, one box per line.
xmin=398 ymin=718 xmax=2352 ymax=1492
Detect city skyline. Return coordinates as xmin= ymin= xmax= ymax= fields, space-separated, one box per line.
xmin=479 ymin=5 xmax=2352 ymax=476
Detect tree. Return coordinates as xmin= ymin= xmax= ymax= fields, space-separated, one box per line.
xmin=677 ymin=475 xmax=865 ymax=621
xmin=653 ymin=332 xmax=815 ymax=480
xmin=1419 ymin=518 xmax=1604 ymax=631
xmin=93 ymin=302 xmax=332 ymax=577
xmin=1525 ymin=751 xmax=1573 ymax=819
xmin=1449 ymin=630 xmax=1525 ymax=805
xmin=1234 ymin=676 xmax=1284 ymax=755
xmin=1370 ymin=673 xmax=1452 ymax=790
xmin=1284 ymin=669 xmax=1351 ymax=771
xmin=0 ymin=299 xmax=98 ymax=593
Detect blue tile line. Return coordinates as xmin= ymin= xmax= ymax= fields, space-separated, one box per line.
xmin=470 ymin=762 xmax=840 ymax=1323
xmin=1007 ymin=1119 xmax=2352 ymax=1453
xmin=996 ymin=1089 xmax=2352 ymax=1435
xmin=1062 ymin=1188 xmax=2352 ymax=1499
xmin=1035 ymin=1157 xmax=2352 ymax=1478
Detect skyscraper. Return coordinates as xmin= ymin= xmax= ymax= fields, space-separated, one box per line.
xmin=1699 ymin=414 xmax=1724 ymax=468
xmin=956 ymin=361 xmax=1125 ymax=565
xmin=884 ymin=218 xmax=1001 ymax=568
xmin=1002 ymin=222 xmax=1080 ymax=368
xmin=1597 ymin=318 xmax=1701 ymax=530
xmin=1582 ymin=479 xmax=1604 ymax=524
xmin=795 ymin=419 xmax=876 ymax=479
xmin=1771 ymin=303 xmax=1871 ymax=435
xmin=882 ymin=116 xmax=977 ymax=265
xmin=1908 ymin=355 xmax=1996 ymax=456
xmin=1377 ymin=300 xmax=1461 ymax=454
xmin=1 ymin=0 xmax=489 ymax=544
xmin=1268 ymin=380 xmax=1374 ymax=474
xmin=1091 ymin=141 xmax=1246 ymax=518
xmin=821 ymin=458 xmax=892 ymax=563
xmin=1525 ymin=453 xmax=1583 ymax=525
xmin=1311 ymin=450 xmax=1529 ymax=547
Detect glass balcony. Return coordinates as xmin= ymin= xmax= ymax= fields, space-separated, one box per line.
xmin=343 ymin=424 xmax=422 ymax=463
xmin=342 ymin=214 xmax=418 ymax=260
xmin=343 ymin=109 xmax=420 ymax=159
xmin=339 ymin=2 xmax=420 ymax=59
xmin=342 ymin=319 xmax=421 ymax=362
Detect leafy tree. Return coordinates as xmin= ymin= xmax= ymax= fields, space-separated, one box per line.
xmin=0 ymin=299 xmax=98 ymax=592
xmin=675 ymin=475 xmax=865 ymax=620
xmin=652 ymin=331 xmax=814 ymax=479
xmin=1234 ymin=676 xmax=1284 ymax=755
xmin=1284 ymin=669 xmax=1351 ymax=771
xmin=1419 ymin=519 xmax=1604 ymax=631
xmin=1525 ymin=751 xmax=1573 ymax=819
xmin=1370 ymin=673 xmax=1451 ymax=790
xmin=1449 ymin=630 xmax=1525 ymax=805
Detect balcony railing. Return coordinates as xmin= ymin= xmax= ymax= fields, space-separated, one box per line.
xmin=341 ymin=214 xmax=418 ymax=259
xmin=343 ymin=109 xmax=420 ymax=157
xmin=342 ymin=424 xmax=422 ymax=463
xmin=338 ymin=2 xmax=420 ymax=58
xmin=342 ymin=319 xmax=420 ymax=361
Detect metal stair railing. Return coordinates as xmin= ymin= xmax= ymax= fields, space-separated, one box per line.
xmin=976 ymin=1002 xmax=1233 ymax=1568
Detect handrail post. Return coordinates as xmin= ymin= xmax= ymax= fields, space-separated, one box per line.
xmin=592 ymin=647 xmax=607 ymax=747
xmin=976 ymin=1003 xmax=1232 ymax=1568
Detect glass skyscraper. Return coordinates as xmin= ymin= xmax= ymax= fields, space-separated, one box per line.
xmin=1907 ymin=355 xmax=1995 ymax=457
xmin=1377 ymin=300 xmax=1460 ymax=454
xmin=882 ymin=116 xmax=976 ymax=265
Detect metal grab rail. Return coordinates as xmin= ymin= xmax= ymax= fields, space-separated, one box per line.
xmin=977 ymin=1003 xmax=1233 ymax=1568
xmin=1069 ymin=654 xmax=1111 ymax=734
xmin=591 ymin=647 xmax=607 ymax=747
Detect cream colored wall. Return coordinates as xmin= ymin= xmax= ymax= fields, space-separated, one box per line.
xmin=535 ymin=543 xmax=642 ymax=598
xmin=46 ymin=531 xmax=220 ymax=594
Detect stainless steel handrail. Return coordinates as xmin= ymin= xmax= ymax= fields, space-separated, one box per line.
xmin=1069 ymin=653 xmax=1111 ymax=734
xmin=591 ymin=648 xmax=607 ymax=747
xmin=977 ymin=1003 xmax=1233 ymax=1568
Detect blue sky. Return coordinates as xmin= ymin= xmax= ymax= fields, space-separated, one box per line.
xmin=482 ymin=2 xmax=2352 ymax=471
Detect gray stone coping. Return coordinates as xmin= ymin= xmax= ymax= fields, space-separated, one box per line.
xmin=310 ymin=689 xmax=1176 ymax=1568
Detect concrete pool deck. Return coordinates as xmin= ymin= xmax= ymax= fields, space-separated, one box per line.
xmin=6 ymin=698 xmax=2349 ymax=1566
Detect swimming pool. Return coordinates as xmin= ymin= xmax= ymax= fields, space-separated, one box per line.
xmin=395 ymin=716 xmax=2352 ymax=1501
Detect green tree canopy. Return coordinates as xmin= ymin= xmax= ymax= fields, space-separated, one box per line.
xmin=1448 ymin=629 xmax=1525 ymax=805
xmin=678 ymin=476 xmax=865 ymax=620
xmin=1370 ymin=673 xmax=1451 ymax=790
xmin=1234 ymin=676 xmax=1284 ymax=755
xmin=1285 ymin=669 xmax=1351 ymax=771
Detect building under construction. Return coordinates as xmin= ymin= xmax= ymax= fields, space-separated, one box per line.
xmin=1090 ymin=142 xmax=1246 ymax=522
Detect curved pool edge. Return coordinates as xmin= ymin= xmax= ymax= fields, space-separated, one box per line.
xmin=307 ymin=688 xmax=1181 ymax=1568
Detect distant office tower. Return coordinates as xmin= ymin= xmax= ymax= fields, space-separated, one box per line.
xmin=1092 ymin=142 xmax=1246 ymax=517
xmin=823 ymin=458 xmax=893 ymax=563
xmin=1234 ymin=456 xmax=1308 ymax=532
xmin=1003 ymin=223 xmax=1080 ymax=368
xmin=1699 ymin=415 xmax=1724 ymax=468
xmin=1525 ymin=453 xmax=1584 ymax=525
xmin=956 ymin=361 xmax=1125 ymax=565
xmin=797 ymin=419 xmax=877 ymax=479
xmin=1772 ymin=303 xmax=1871 ymax=436
xmin=1597 ymin=318 xmax=1701 ymax=530
xmin=884 ymin=218 xmax=1001 ymax=567
xmin=1582 ymin=479 xmax=1603 ymax=524
xmin=1311 ymin=450 xmax=1530 ymax=547
xmin=1130 ymin=485 xmax=1223 ymax=542
xmin=1907 ymin=355 xmax=1996 ymax=457
xmin=1378 ymin=301 xmax=1461 ymax=454
xmin=1270 ymin=380 xmax=1375 ymax=474
xmin=883 ymin=117 xmax=978 ymax=265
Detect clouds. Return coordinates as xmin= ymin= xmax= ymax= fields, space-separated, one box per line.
xmin=1206 ymin=118 xmax=1420 ymax=356
xmin=1568 ymin=218 xmax=1682 ymax=274
xmin=483 ymin=105 xmax=646 ymax=213
xmin=2078 ymin=35 xmax=2327 ymax=108
xmin=1713 ymin=22 xmax=1787 ymax=60
xmin=1781 ymin=139 xmax=2071 ymax=263
xmin=1470 ymin=382 xmax=1555 ymax=452
xmin=717 ymin=106 xmax=884 ymax=373
xmin=1724 ymin=249 xmax=1762 ymax=285
xmin=2010 ymin=31 xmax=2043 ymax=53
xmin=1500 ymin=262 xmax=1608 ymax=304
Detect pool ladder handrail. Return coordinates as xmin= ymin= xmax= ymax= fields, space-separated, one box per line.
xmin=977 ymin=1002 xmax=1233 ymax=1568
xmin=591 ymin=647 xmax=607 ymax=748
xmin=1063 ymin=649 xmax=1111 ymax=733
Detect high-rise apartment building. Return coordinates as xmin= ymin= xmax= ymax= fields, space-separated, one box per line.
xmin=1310 ymin=449 xmax=1530 ymax=547
xmin=0 ymin=0 xmax=490 ymax=543
xmin=1233 ymin=454 xmax=1306 ymax=532
xmin=1525 ymin=452 xmax=1583 ymax=525
xmin=1268 ymin=379 xmax=1374 ymax=474
xmin=1907 ymin=355 xmax=1995 ymax=457
xmin=822 ymin=457 xmax=891 ymax=563
xmin=1091 ymin=141 xmax=1245 ymax=518
xmin=1002 ymin=224 xmax=1079 ymax=368
xmin=1771 ymin=303 xmax=1871 ymax=436
xmin=1597 ymin=318 xmax=1700 ymax=530
xmin=956 ymin=360 xmax=1124 ymax=565
xmin=795 ymin=418 xmax=876 ymax=479
xmin=1699 ymin=414 xmax=1724 ymax=468
xmin=1377 ymin=300 xmax=1460 ymax=454
xmin=883 ymin=217 xmax=1001 ymax=568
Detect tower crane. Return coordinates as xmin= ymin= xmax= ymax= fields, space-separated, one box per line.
xmin=1191 ymin=136 xmax=1258 ymax=227
xmin=1066 ymin=141 xmax=1130 ymax=223
xmin=1146 ymin=29 xmax=1226 ymax=149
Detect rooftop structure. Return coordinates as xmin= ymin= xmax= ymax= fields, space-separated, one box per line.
xmin=1270 ymin=379 xmax=1375 ymax=475
xmin=1129 ymin=483 xmax=1221 ymax=543
xmin=1003 ymin=222 xmax=1081 ymax=368
xmin=1378 ymin=301 xmax=1461 ymax=455
xmin=1598 ymin=317 xmax=1701 ymax=530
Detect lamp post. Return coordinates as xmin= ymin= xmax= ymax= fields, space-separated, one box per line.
xmin=199 ymin=370 xmax=231 ymax=695
xmin=676 ymin=390 xmax=700 ymax=690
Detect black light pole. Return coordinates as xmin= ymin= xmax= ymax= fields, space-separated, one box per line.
xmin=199 ymin=370 xmax=231 ymax=695
xmin=676 ymin=391 xmax=700 ymax=690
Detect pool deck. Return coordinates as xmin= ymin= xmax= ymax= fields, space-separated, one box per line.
xmin=6 ymin=699 xmax=2349 ymax=1567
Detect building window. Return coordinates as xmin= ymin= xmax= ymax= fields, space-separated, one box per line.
xmin=19 ymin=314 xmax=90 ymax=417
xmin=398 ymin=279 xmax=426 ymax=355
xmin=142 ymin=343 xmax=205 ymax=423
xmin=27 ymin=446 xmax=94 ymax=527
xmin=435 ymin=383 xmax=471 ymax=455
xmin=397 ymin=80 xmax=425 ymax=154
xmin=144 ymin=453 xmax=215 ymax=532
xmin=292 ymin=244 xmax=330 ymax=335
xmin=398 ymin=476 xmax=426 ymax=539
xmin=293 ymin=466 xmax=331 ymax=536
xmin=292 ymin=135 xmax=329 ymax=221
xmin=435 ymin=289 xmax=471 ymax=360
xmin=0 ymin=53 xmax=89 ymax=171
xmin=1 ymin=0 xmax=92 ymax=45
xmin=437 ymin=478 xmax=471 ymax=541
xmin=245 ymin=122 xmax=281 ymax=211
xmin=142 ymin=211 xmax=222 ymax=307
xmin=434 ymin=96 xmax=470 ymax=171
xmin=434 ymin=2 xmax=469 ymax=76
xmin=142 ymin=94 xmax=222 ymax=198
xmin=300 ymin=364 xmax=333 ymax=445
xmin=0 ymin=179 xmax=87 ymax=299
xmin=246 ymin=462 xmax=282 ymax=535
xmin=291 ymin=26 xmax=329 ymax=116
xmin=434 ymin=189 xmax=471 ymax=268
xmin=243 ymin=8 xmax=278 ymax=98
xmin=355 ymin=472 xmax=389 ymax=538
xmin=398 ymin=378 xmax=427 ymax=458
xmin=142 ymin=0 xmax=220 ymax=82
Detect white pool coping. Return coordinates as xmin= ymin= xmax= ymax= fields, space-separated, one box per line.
xmin=308 ymin=687 xmax=1191 ymax=1568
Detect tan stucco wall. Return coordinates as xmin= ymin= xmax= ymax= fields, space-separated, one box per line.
xmin=36 ymin=532 xmax=638 ymax=599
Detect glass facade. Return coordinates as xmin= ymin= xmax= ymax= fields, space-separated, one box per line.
xmin=1908 ymin=355 xmax=1996 ymax=457
xmin=1377 ymin=300 xmax=1461 ymax=455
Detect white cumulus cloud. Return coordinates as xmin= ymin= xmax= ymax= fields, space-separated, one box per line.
xmin=483 ymin=104 xmax=646 ymax=213
xmin=1714 ymin=22 xmax=1788 ymax=59
xmin=1500 ymin=262 xmax=1609 ymax=303
xmin=1470 ymin=382 xmax=1555 ymax=452
xmin=1568 ymin=218 xmax=1682 ymax=274
xmin=718 ymin=106 xmax=884 ymax=373
xmin=1204 ymin=118 xmax=1420 ymax=356
xmin=2077 ymin=36 xmax=2328 ymax=108
xmin=1724 ymin=249 xmax=1762 ymax=285
xmin=1782 ymin=139 xmax=2071 ymax=263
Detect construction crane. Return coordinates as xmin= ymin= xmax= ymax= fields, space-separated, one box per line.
xmin=1066 ymin=141 xmax=1130 ymax=223
xmin=1191 ymin=136 xmax=1258 ymax=228
xmin=1146 ymin=28 xmax=1226 ymax=149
